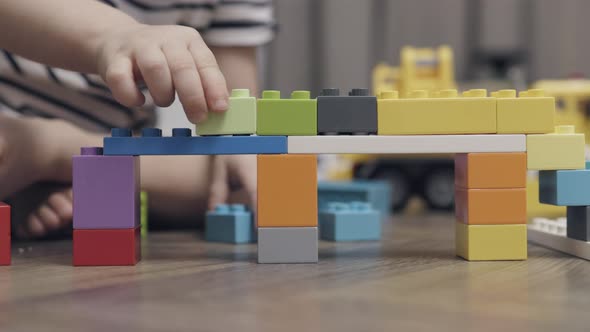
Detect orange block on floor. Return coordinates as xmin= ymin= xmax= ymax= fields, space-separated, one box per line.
xmin=455 ymin=152 xmax=526 ymax=189
xmin=455 ymin=188 xmax=526 ymax=225
xmin=257 ymin=154 xmax=317 ymax=227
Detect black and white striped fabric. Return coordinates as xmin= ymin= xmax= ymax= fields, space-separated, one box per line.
xmin=0 ymin=0 xmax=275 ymax=132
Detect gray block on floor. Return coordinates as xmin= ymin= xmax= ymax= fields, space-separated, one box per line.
xmin=258 ymin=227 xmax=318 ymax=263
xmin=317 ymin=88 xmax=377 ymax=134
xmin=567 ymin=206 xmax=590 ymax=241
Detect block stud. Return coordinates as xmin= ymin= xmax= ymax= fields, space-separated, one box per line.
xmin=291 ymin=90 xmax=310 ymax=99
xmin=80 ymin=147 xmax=103 ymax=156
xmin=230 ymin=204 xmax=246 ymax=212
xmin=321 ymin=88 xmax=340 ymax=96
xmin=262 ymin=90 xmax=280 ymax=99
xmin=350 ymin=201 xmax=371 ymax=211
xmin=231 ymin=89 xmax=250 ymax=98
xmin=493 ymin=89 xmax=517 ymax=98
xmin=172 ymin=128 xmax=192 ymax=137
xmin=213 ymin=204 xmax=230 ymax=213
xmin=326 ymin=202 xmax=350 ymax=212
xmin=111 ymin=128 xmax=132 ymax=137
xmin=141 ymin=128 xmax=162 ymax=137
xmin=463 ymin=89 xmax=487 ymax=97
xmin=555 ymin=125 xmax=575 ymax=134
xmin=379 ymin=90 xmax=399 ymax=99
xmin=349 ymin=88 xmax=369 ymax=96
xmin=525 ymin=89 xmax=545 ymax=97
xmin=409 ymin=90 xmax=428 ymax=98
xmin=439 ymin=89 xmax=458 ymax=98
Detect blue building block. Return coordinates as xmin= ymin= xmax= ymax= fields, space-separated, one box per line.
xmin=104 ymin=128 xmax=287 ymax=155
xmin=539 ymin=162 xmax=590 ymax=206
xmin=318 ymin=180 xmax=392 ymax=216
xmin=319 ymin=202 xmax=381 ymax=241
xmin=205 ymin=204 xmax=256 ymax=244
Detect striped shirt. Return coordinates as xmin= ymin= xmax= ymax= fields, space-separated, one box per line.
xmin=0 ymin=0 xmax=275 ymax=132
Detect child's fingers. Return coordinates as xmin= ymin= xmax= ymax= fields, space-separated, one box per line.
xmin=188 ymin=39 xmax=229 ymax=113
xmin=135 ymin=46 xmax=174 ymax=107
xmin=104 ymin=56 xmax=145 ymax=107
xmin=208 ymin=156 xmax=230 ymax=210
xmin=162 ymin=42 xmax=207 ymax=123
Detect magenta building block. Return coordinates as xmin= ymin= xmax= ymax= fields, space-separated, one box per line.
xmin=73 ymin=147 xmax=139 ymax=229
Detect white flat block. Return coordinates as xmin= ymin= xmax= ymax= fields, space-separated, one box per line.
xmin=528 ymin=226 xmax=590 ymax=260
xmin=287 ymin=135 xmax=526 ymax=154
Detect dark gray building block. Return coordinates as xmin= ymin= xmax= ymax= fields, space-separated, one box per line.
xmin=317 ymin=88 xmax=377 ymax=134
xmin=257 ymin=227 xmax=318 ymax=263
xmin=567 ymin=206 xmax=590 ymax=241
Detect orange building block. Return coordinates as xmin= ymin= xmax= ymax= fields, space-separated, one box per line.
xmin=257 ymin=154 xmax=317 ymax=227
xmin=455 ymin=152 xmax=526 ymax=189
xmin=455 ymin=188 xmax=526 ymax=225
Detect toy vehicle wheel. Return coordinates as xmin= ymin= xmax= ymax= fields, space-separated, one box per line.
xmin=420 ymin=166 xmax=454 ymax=210
xmin=373 ymin=167 xmax=411 ymax=211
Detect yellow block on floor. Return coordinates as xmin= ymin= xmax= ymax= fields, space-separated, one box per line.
xmin=494 ymin=89 xmax=555 ymax=134
xmin=455 ymin=222 xmax=527 ymax=261
xmin=526 ymin=125 xmax=585 ymax=170
xmin=377 ymin=89 xmax=496 ymax=135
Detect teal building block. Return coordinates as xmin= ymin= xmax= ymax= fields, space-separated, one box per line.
xmin=319 ymin=202 xmax=381 ymax=241
xmin=205 ymin=204 xmax=256 ymax=243
xmin=196 ymin=89 xmax=256 ymax=136
xmin=539 ymin=161 xmax=590 ymax=206
xmin=318 ymin=180 xmax=392 ymax=216
xmin=257 ymin=90 xmax=317 ymax=135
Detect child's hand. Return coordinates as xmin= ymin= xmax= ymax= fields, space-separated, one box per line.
xmin=95 ymin=24 xmax=229 ymax=123
xmin=208 ymin=155 xmax=257 ymax=212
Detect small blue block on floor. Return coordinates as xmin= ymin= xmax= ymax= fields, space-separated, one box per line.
xmin=104 ymin=128 xmax=287 ymax=155
xmin=318 ymin=180 xmax=392 ymax=217
xmin=205 ymin=204 xmax=256 ymax=243
xmin=539 ymin=162 xmax=590 ymax=206
xmin=319 ymin=202 xmax=381 ymax=241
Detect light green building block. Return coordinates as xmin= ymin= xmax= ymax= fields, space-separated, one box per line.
xmin=196 ymin=89 xmax=256 ymax=135
xmin=141 ymin=191 xmax=148 ymax=238
xmin=257 ymin=90 xmax=317 ymax=135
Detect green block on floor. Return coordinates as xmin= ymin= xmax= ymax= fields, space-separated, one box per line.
xmin=196 ymin=89 xmax=257 ymax=135
xmin=141 ymin=191 xmax=148 ymax=238
xmin=257 ymin=90 xmax=317 ymax=135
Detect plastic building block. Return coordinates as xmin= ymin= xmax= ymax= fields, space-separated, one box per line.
xmin=196 ymin=89 xmax=256 ymax=136
xmin=258 ymin=227 xmax=318 ymax=263
xmin=73 ymin=147 xmax=139 ymax=229
xmin=205 ymin=204 xmax=255 ymax=243
xmin=377 ymin=89 xmax=496 ymax=135
xmin=287 ymin=135 xmax=525 ymax=154
xmin=140 ymin=191 xmax=148 ymax=238
xmin=494 ymin=89 xmax=554 ymax=134
xmin=257 ymin=154 xmax=317 ymax=227
xmin=455 ymin=188 xmax=526 ymax=225
xmin=566 ymin=206 xmax=590 ymax=241
xmin=0 ymin=237 xmax=9 ymax=266
xmin=539 ymin=162 xmax=590 ymax=206
xmin=455 ymin=152 xmax=526 ymax=189
xmin=317 ymin=88 xmax=377 ymax=134
xmin=528 ymin=218 xmax=590 ymax=260
xmin=256 ymin=90 xmax=317 ymax=135
xmin=104 ymin=128 xmax=287 ymax=155
xmin=526 ymin=125 xmax=585 ymax=170
xmin=0 ymin=202 xmax=10 ymax=236
xmin=455 ymin=222 xmax=527 ymax=261
xmin=319 ymin=202 xmax=381 ymax=241
xmin=73 ymin=226 xmax=141 ymax=266
xmin=318 ymin=180 xmax=392 ymax=216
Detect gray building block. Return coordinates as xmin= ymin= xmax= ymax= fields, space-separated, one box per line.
xmin=317 ymin=88 xmax=377 ymax=134
xmin=567 ymin=206 xmax=590 ymax=241
xmin=258 ymin=227 xmax=318 ymax=263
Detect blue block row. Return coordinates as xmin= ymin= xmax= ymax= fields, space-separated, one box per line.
xmin=318 ymin=180 xmax=392 ymax=217
xmin=539 ymin=162 xmax=590 ymax=206
xmin=205 ymin=204 xmax=256 ymax=243
xmin=103 ymin=128 xmax=287 ymax=155
xmin=319 ymin=202 xmax=381 ymax=241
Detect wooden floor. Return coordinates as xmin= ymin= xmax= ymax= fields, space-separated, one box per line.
xmin=1 ymin=213 xmax=589 ymax=332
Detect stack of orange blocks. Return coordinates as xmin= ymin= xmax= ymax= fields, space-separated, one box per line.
xmin=257 ymin=155 xmax=319 ymax=263
xmin=454 ymin=153 xmax=528 ymax=260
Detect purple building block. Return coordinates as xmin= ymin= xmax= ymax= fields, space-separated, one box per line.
xmin=73 ymin=147 xmax=139 ymax=229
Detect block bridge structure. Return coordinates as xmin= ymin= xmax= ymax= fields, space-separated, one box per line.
xmin=72 ymin=88 xmax=586 ymax=265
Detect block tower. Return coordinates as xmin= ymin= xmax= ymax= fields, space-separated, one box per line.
xmin=73 ymin=145 xmax=141 ymax=266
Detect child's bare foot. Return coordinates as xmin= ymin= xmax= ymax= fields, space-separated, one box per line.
xmin=15 ymin=188 xmax=73 ymax=239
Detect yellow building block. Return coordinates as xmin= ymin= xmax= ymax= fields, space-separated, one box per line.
xmin=494 ymin=89 xmax=555 ymax=134
xmin=526 ymin=125 xmax=585 ymax=170
xmin=377 ymin=89 xmax=496 ymax=135
xmin=455 ymin=222 xmax=527 ymax=261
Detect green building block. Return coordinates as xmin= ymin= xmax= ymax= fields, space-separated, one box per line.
xmin=140 ymin=191 xmax=148 ymax=238
xmin=257 ymin=90 xmax=317 ymax=135
xmin=196 ymin=89 xmax=256 ymax=135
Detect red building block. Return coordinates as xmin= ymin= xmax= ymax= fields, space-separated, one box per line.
xmin=0 ymin=202 xmax=10 ymax=236
xmin=0 ymin=236 xmax=10 ymax=266
xmin=73 ymin=227 xmax=141 ymax=266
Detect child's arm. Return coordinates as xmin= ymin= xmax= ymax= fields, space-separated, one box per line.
xmin=0 ymin=0 xmax=228 ymax=123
